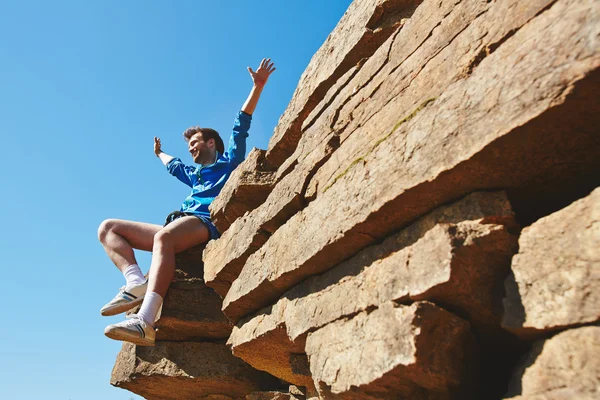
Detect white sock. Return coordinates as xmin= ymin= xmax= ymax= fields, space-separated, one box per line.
xmin=137 ymin=291 xmax=163 ymax=325
xmin=123 ymin=264 xmax=146 ymax=287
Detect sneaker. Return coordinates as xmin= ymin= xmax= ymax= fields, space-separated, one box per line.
xmin=104 ymin=314 xmax=155 ymax=346
xmin=100 ymin=280 xmax=147 ymax=316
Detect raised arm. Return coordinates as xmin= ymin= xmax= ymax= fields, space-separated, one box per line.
xmin=154 ymin=137 xmax=174 ymax=166
xmin=242 ymin=58 xmax=276 ymax=115
xmin=154 ymin=136 xmax=196 ymax=187
xmin=227 ymin=59 xmax=276 ymax=165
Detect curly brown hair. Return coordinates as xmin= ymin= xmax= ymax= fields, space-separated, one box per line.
xmin=183 ymin=126 xmax=225 ymax=155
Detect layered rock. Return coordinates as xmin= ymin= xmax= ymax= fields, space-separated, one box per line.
xmin=209 ymin=148 xmax=277 ymax=234
xmin=112 ymin=247 xmax=279 ymax=399
xmin=111 ymin=341 xmax=279 ymax=400
xmin=228 ymin=191 xmax=517 ymax=388
xmin=154 ymin=280 xmax=231 ymax=341
xmin=306 ymin=301 xmax=474 ymax=399
xmin=246 ymin=392 xmax=303 ymax=400
xmin=502 ymin=188 xmax=600 ymax=338
xmin=229 ymin=301 xmax=314 ymax=391
xmin=221 ymin=0 xmax=600 ymax=322
xmin=504 ymin=326 xmax=600 ymax=399
xmin=204 ymin=133 xmax=340 ymax=297
xmin=111 ymin=0 xmax=600 ymax=398
xmin=265 ymin=0 xmax=422 ymax=167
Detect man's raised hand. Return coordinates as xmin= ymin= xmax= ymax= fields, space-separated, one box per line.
xmin=154 ymin=137 xmax=162 ymax=157
xmin=247 ymin=58 xmax=276 ymax=87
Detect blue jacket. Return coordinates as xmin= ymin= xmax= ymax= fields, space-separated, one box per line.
xmin=166 ymin=111 xmax=251 ymax=219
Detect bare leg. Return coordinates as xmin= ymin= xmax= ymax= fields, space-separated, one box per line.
xmin=97 ymin=219 xmax=162 ymax=272
xmin=147 ymin=216 xmax=210 ymax=298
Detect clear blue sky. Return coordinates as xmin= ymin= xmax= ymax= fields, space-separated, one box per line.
xmin=0 ymin=1 xmax=351 ymax=398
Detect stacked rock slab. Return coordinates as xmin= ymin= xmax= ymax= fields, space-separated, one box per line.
xmin=220 ymin=0 xmax=600 ymax=323
xmin=502 ymin=187 xmax=600 ymax=339
xmin=111 ymin=246 xmax=280 ymax=399
xmin=209 ymin=147 xmax=277 ymax=234
xmin=306 ymin=301 xmax=474 ymax=399
xmin=227 ymin=191 xmax=517 ymax=395
xmin=202 ymin=0 xmax=599 ymax=398
xmin=504 ymin=327 xmax=600 ymax=399
xmin=501 ymin=188 xmax=600 ymax=398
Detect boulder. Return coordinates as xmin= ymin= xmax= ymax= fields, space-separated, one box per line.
xmin=246 ymin=392 xmax=302 ymax=400
xmin=228 ymin=192 xmax=515 ymax=390
xmin=223 ymin=0 xmax=600 ymax=322
xmin=228 ymin=301 xmax=315 ymax=391
xmin=502 ymin=187 xmax=600 ymax=338
xmin=504 ymin=326 xmax=600 ymax=399
xmin=155 ymin=280 xmax=232 ymax=341
xmin=111 ymin=341 xmax=279 ymax=400
xmin=305 ymin=301 xmax=474 ymax=399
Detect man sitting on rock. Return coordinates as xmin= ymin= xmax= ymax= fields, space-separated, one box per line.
xmin=97 ymin=58 xmax=276 ymax=346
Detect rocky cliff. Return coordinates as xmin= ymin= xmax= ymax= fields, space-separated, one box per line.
xmin=111 ymin=0 xmax=600 ymax=398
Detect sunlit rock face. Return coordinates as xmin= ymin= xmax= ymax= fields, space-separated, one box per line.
xmin=111 ymin=0 xmax=600 ymax=398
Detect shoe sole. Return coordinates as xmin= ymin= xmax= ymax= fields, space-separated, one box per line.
xmin=104 ymin=327 xmax=155 ymax=347
xmin=101 ymin=295 xmax=145 ymax=316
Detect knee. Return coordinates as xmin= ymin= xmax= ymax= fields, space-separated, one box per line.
xmin=97 ymin=219 xmax=117 ymax=243
xmin=153 ymin=229 xmax=174 ymax=248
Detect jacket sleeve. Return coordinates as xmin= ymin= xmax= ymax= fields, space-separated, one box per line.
xmin=226 ymin=111 xmax=252 ymax=166
xmin=166 ymin=158 xmax=197 ymax=188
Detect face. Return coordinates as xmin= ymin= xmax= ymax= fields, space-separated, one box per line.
xmin=188 ymin=133 xmax=215 ymax=163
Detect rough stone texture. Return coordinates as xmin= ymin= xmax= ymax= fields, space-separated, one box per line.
xmin=303 ymin=0 xmax=560 ymax=200
xmin=229 ymin=301 xmax=315 ymax=391
xmin=208 ymin=0 xmax=549 ymax=306
xmin=306 ymin=301 xmax=474 ymax=399
xmin=503 ymin=187 xmax=600 ymax=338
xmin=506 ymin=392 xmax=599 ymax=400
xmin=210 ymin=147 xmax=277 ymax=234
xmin=276 ymin=64 xmax=363 ymax=184
xmin=283 ymin=192 xmax=518 ymax=339
xmin=111 ymin=341 xmax=280 ymax=400
xmin=204 ymin=133 xmax=339 ymax=298
xmin=504 ymin=326 xmax=600 ymax=400
xmin=265 ymin=0 xmax=421 ymax=167
xmin=228 ymin=192 xmax=516 ymax=388
xmin=223 ymin=0 xmax=600 ymax=322
xmin=155 ymin=280 xmax=232 ymax=341
xmin=246 ymin=392 xmax=302 ymax=400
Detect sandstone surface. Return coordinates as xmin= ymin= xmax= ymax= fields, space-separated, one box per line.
xmin=210 ymin=147 xmax=276 ymax=234
xmin=247 ymin=392 xmax=302 ymax=400
xmin=204 ymin=133 xmax=339 ymax=298
xmin=222 ymin=0 xmax=600 ymax=322
xmin=109 ymin=0 xmax=600 ymax=398
xmin=229 ymin=301 xmax=314 ymax=390
xmin=154 ymin=280 xmax=232 ymax=341
xmin=111 ymin=341 xmax=279 ymax=400
xmin=228 ymin=192 xmax=516 ymax=385
xmin=212 ymin=0 xmax=595 ymax=307
xmin=504 ymin=326 xmax=600 ymax=399
xmin=265 ymin=0 xmax=421 ymax=167
xmin=306 ymin=301 xmax=474 ymax=399
xmin=502 ymin=187 xmax=600 ymax=338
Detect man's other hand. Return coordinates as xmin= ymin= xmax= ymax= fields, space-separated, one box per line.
xmin=154 ymin=137 xmax=162 ymax=156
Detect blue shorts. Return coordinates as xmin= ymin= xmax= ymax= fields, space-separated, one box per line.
xmin=164 ymin=211 xmax=221 ymax=240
